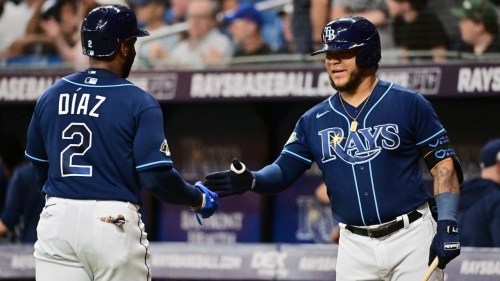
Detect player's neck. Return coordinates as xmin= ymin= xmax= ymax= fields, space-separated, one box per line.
xmin=89 ymin=61 xmax=124 ymax=78
xmin=339 ymin=76 xmax=378 ymax=106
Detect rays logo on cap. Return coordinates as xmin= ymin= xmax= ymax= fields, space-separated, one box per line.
xmin=324 ymin=26 xmax=337 ymax=41
xmin=160 ymin=139 xmax=171 ymax=156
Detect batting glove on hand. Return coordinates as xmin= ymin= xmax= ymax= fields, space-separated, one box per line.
xmin=429 ymin=220 xmax=461 ymax=269
xmin=192 ymin=181 xmax=219 ymax=225
xmin=204 ymin=158 xmax=255 ymax=198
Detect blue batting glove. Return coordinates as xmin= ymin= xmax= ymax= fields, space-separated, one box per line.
xmin=429 ymin=220 xmax=461 ymax=269
xmin=192 ymin=181 xmax=219 ymax=225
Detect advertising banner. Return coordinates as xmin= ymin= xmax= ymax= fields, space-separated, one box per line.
xmin=2 ymin=244 xmax=500 ymax=280
xmin=2 ymin=62 xmax=500 ymax=102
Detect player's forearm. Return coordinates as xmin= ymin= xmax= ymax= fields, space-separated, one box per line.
xmin=139 ymin=167 xmax=201 ymax=206
xmin=252 ymin=155 xmax=308 ymax=194
xmin=431 ymin=158 xmax=460 ymax=221
xmin=431 ymin=158 xmax=460 ymax=196
xmin=310 ymin=0 xmax=329 ymax=49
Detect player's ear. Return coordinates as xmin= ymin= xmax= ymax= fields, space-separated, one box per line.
xmin=120 ymin=38 xmax=136 ymax=57
xmin=119 ymin=41 xmax=128 ymax=57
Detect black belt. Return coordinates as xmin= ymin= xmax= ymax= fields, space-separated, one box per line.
xmin=345 ymin=210 xmax=422 ymax=238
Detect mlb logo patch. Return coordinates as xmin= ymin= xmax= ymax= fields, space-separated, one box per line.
xmin=88 ymin=50 xmax=94 ymax=56
xmin=84 ymin=77 xmax=98 ymax=85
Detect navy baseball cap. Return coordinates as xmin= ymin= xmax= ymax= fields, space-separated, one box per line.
xmin=480 ymin=138 xmax=500 ymax=168
xmin=223 ymin=4 xmax=264 ymax=26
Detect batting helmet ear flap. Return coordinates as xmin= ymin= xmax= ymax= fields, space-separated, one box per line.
xmin=354 ymin=32 xmax=381 ymax=69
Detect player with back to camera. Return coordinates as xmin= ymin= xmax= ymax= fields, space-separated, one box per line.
xmin=25 ymin=5 xmax=219 ymax=281
xmin=205 ymin=16 xmax=462 ymax=281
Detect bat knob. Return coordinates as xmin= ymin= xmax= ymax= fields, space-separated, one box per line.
xmin=230 ymin=158 xmax=246 ymax=174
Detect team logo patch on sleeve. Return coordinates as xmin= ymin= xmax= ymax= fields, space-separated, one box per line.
xmin=284 ymin=132 xmax=298 ymax=147
xmin=160 ymin=139 xmax=171 ymax=156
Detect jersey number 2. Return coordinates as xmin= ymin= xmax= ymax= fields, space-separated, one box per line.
xmin=60 ymin=123 xmax=92 ymax=177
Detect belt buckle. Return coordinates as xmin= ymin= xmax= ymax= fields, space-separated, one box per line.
xmin=367 ymin=228 xmax=372 ymax=238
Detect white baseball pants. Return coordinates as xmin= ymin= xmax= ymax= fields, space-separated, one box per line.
xmin=336 ymin=203 xmax=444 ymax=281
xmin=34 ymin=197 xmax=151 ymax=281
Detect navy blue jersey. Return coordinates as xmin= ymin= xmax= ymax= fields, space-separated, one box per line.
xmin=282 ymin=80 xmax=445 ymax=226
xmin=457 ymin=178 xmax=500 ymax=247
xmin=1 ymin=163 xmax=44 ymax=243
xmin=25 ymin=68 xmax=172 ymax=205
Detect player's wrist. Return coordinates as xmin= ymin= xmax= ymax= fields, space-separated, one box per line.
xmin=435 ymin=193 xmax=459 ymax=221
xmin=436 ymin=220 xmax=458 ymax=234
xmin=191 ymin=190 xmax=205 ymax=211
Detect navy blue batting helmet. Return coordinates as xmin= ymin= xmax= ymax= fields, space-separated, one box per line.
xmin=311 ymin=16 xmax=381 ymax=69
xmin=81 ymin=5 xmax=149 ymax=57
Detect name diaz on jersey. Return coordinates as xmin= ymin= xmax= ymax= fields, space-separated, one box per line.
xmin=58 ymin=92 xmax=106 ymax=117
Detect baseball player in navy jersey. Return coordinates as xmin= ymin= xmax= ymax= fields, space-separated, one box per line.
xmin=25 ymin=5 xmax=218 ymax=281
xmin=205 ymin=16 xmax=461 ymax=280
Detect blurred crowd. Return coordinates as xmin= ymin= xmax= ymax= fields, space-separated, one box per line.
xmin=0 ymin=0 xmax=500 ymax=68
xmin=1 ymin=0 xmax=500 ymax=69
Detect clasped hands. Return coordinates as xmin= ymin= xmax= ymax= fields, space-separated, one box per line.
xmin=192 ymin=159 xmax=253 ymax=225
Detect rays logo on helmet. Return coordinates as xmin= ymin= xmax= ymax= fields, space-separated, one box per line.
xmin=160 ymin=139 xmax=171 ymax=156
xmin=324 ymin=26 xmax=337 ymax=41
xmin=284 ymin=132 xmax=298 ymax=147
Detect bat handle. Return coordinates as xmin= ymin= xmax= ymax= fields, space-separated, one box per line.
xmin=420 ymin=257 xmax=438 ymax=281
xmin=230 ymin=160 xmax=246 ymax=174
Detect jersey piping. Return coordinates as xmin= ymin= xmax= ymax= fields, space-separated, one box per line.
xmin=363 ymin=82 xmax=393 ymax=225
xmin=25 ymin=151 xmax=49 ymax=163
xmin=136 ymin=160 xmax=173 ymax=170
xmin=416 ymin=128 xmax=446 ymax=146
xmin=328 ymin=93 xmax=351 ymax=129
xmin=329 ymin=93 xmax=370 ymax=225
xmin=282 ymin=150 xmax=312 ymax=163
xmin=62 ymin=78 xmax=136 ymax=88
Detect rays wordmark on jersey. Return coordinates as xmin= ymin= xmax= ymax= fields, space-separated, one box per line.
xmin=318 ymin=124 xmax=400 ymax=164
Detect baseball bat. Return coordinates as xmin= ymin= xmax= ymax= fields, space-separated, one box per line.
xmin=230 ymin=159 xmax=246 ymax=174
xmin=420 ymin=257 xmax=438 ymax=281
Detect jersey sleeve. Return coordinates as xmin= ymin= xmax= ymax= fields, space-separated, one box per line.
xmin=133 ymin=106 xmax=173 ymax=171
xmin=25 ymin=102 xmax=48 ymax=163
xmin=407 ymin=93 xmax=446 ymax=147
xmin=280 ymin=116 xmax=314 ymax=166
